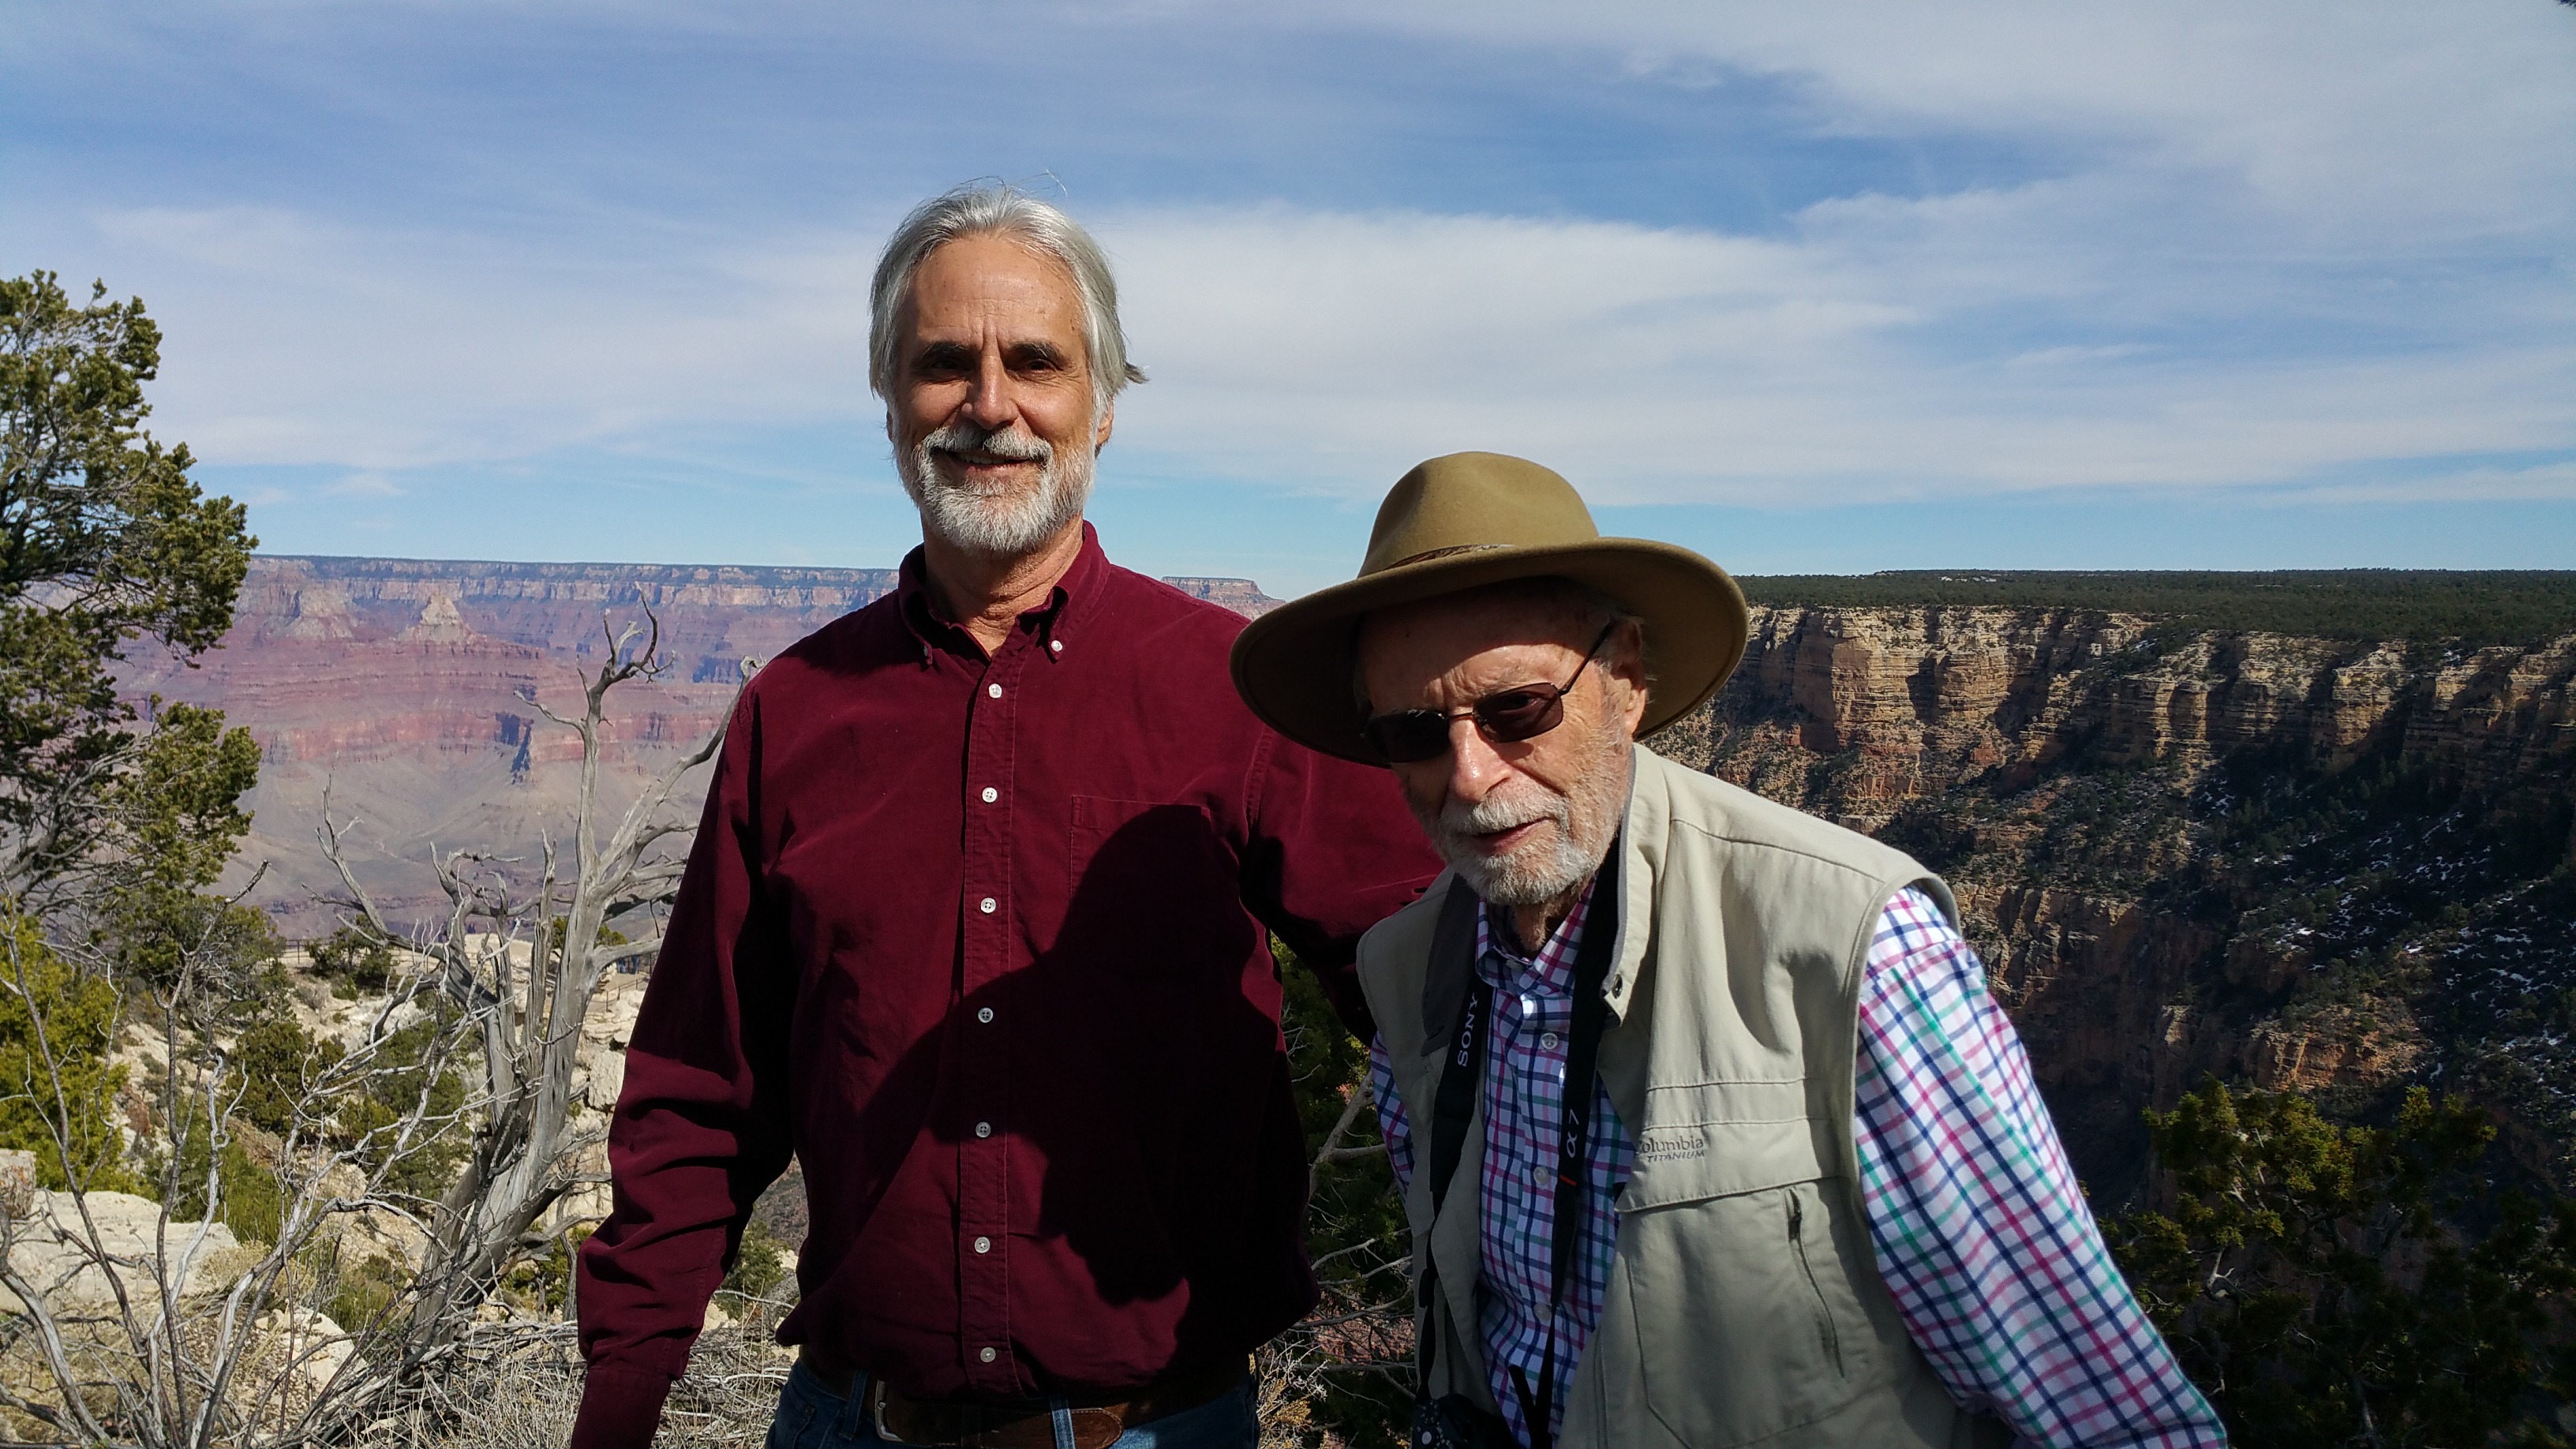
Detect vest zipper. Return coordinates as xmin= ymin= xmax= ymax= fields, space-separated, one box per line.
xmin=1785 ymin=1189 xmax=1845 ymax=1376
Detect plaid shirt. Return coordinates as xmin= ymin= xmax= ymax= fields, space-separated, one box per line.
xmin=1369 ymin=886 xmax=2223 ymax=1448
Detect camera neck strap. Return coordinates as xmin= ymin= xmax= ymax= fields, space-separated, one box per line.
xmin=1417 ymin=846 xmax=1620 ymax=1449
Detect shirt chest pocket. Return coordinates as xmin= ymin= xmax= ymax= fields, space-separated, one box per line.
xmin=1603 ymin=1118 xmax=1906 ymax=1446
xmin=1060 ymin=796 xmax=1252 ymax=976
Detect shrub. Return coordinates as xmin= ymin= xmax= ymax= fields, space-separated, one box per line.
xmin=150 ymin=1126 xmax=283 ymax=1245
xmin=309 ymin=925 xmax=398 ymax=993
xmin=2110 ymin=1078 xmax=2576 ymax=1445
xmin=0 ymin=918 xmax=136 ymax=1191
xmin=343 ymin=1014 xmax=468 ymax=1199
xmin=1274 ymin=938 xmax=1413 ymax=1449
xmin=328 ymin=1250 xmax=406 ymax=1335
xmin=718 ymin=1222 xmax=788 ymax=1303
xmin=502 ymin=1223 xmax=597 ymax=1317
xmin=231 ymin=1013 xmax=345 ymax=1139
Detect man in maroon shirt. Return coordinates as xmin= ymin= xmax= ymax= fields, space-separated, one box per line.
xmin=570 ymin=185 xmax=1440 ymax=1449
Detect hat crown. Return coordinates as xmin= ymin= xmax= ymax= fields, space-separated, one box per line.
xmin=1360 ymin=452 xmax=1602 ymax=578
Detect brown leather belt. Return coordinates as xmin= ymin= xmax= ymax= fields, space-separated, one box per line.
xmin=796 ymin=1346 xmax=1248 ymax=1449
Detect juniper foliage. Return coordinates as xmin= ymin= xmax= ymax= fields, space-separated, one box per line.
xmin=2111 ymin=1078 xmax=2576 ymax=1447
xmin=0 ymin=271 xmax=255 ymax=908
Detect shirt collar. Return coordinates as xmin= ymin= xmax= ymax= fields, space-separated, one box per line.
xmin=1475 ymin=874 xmax=1598 ymax=997
xmin=896 ymin=522 xmax=1108 ymax=664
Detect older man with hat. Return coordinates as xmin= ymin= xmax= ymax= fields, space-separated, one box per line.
xmin=1230 ymin=454 xmax=2222 ymax=1449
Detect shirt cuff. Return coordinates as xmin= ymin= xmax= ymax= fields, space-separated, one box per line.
xmin=570 ymin=1361 xmax=676 ymax=1449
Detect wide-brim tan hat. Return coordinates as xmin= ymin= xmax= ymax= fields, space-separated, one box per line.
xmin=1230 ymin=451 xmax=1749 ymax=766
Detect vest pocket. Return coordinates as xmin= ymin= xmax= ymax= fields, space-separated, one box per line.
xmin=1616 ymin=1177 xmax=1889 ymax=1446
xmin=1784 ymin=1185 xmax=1845 ymax=1379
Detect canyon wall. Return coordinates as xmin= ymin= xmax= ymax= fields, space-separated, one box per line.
xmin=133 ymin=561 xmax=2576 ymax=1202
xmin=1647 ymin=606 xmax=2576 ymax=1198
xmin=122 ymin=556 xmax=1278 ymax=938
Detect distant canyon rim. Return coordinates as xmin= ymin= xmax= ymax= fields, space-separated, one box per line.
xmin=123 ymin=555 xmax=2576 ymax=1204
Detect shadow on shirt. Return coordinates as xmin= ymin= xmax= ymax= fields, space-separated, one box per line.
xmin=814 ymin=799 xmax=1321 ymax=1395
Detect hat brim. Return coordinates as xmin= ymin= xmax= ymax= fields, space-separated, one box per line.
xmin=1229 ymin=538 xmax=1749 ymax=766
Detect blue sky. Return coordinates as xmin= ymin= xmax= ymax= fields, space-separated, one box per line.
xmin=6 ymin=2 xmax=2573 ymax=597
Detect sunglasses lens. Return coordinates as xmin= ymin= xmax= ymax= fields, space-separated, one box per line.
xmin=1364 ymin=686 xmax=1571 ymax=761
xmin=1473 ymin=689 xmax=1563 ymax=742
xmin=1362 ymin=711 xmax=1453 ymax=763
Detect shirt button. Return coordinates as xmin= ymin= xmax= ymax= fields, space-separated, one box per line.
xmin=979 ymin=1346 xmax=998 ymax=1364
xmin=980 ymin=786 xmax=998 ymax=803
xmin=1049 ymin=640 xmax=1063 ymax=653
xmin=973 ymin=1235 xmax=992 ymax=1254
xmin=979 ymin=897 xmax=997 ymax=914
xmin=1540 ymin=1032 xmax=1560 ymax=1050
xmin=977 ymin=1006 xmax=995 ymax=1024
xmin=975 ymin=1121 xmax=993 ymax=1138
xmin=987 ymin=683 xmax=1002 ymax=698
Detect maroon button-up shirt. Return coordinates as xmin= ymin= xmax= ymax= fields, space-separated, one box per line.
xmin=572 ymin=529 xmax=1440 ymax=1445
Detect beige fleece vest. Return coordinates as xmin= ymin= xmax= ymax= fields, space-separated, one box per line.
xmin=1357 ymin=747 xmax=2012 ymax=1448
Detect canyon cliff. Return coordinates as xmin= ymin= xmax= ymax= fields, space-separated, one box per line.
xmin=122 ymin=556 xmax=1279 ymax=942
xmin=1648 ymin=605 xmax=2576 ymax=1199
xmin=129 ymin=559 xmax=2576 ymax=1203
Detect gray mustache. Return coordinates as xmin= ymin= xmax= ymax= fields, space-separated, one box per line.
xmin=1436 ymin=788 xmax=1568 ymax=838
xmin=924 ymin=421 xmax=1052 ymax=465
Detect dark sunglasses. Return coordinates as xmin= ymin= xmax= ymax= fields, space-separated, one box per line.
xmin=1361 ymin=623 xmax=1618 ymax=763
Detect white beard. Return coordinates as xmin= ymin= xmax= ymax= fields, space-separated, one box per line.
xmin=1415 ymin=724 xmax=1631 ymax=909
xmin=896 ymin=418 xmax=1096 ymax=557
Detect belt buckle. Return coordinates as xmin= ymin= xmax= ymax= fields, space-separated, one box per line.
xmin=867 ymin=1377 xmax=912 ymax=1446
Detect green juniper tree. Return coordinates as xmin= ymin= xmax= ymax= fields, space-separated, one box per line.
xmin=1 ymin=268 xmax=274 ymax=1241
xmin=0 ymin=916 xmax=137 ymax=1192
xmin=0 ymin=271 xmax=256 ymax=916
xmin=2111 ymin=1078 xmax=2576 ymax=1447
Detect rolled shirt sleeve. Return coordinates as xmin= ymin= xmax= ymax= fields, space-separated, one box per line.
xmin=1366 ymin=1035 xmax=1416 ymax=1192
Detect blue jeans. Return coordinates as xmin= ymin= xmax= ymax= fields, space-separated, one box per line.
xmin=762 ymin=1360 xmax=1262 ymax=1449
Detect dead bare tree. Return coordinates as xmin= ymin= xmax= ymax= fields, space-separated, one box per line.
xmin=0 ymin=605 xmax=743 ymax=1445
xmin=313 ymin=608 xmax=747 ymax=1412
xmin=1256 ymin=998 xmax=1417 ymax=1448
xmin=0 ymin=860 xmax=492 ymax=1447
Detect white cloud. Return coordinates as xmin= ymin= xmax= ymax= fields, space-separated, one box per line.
xmin=20 ymin=2 xmax=2570 ymax=515
xmin=76 ymin=204 xmax=882 ymax=470
xmin=321 ymin=470 xmax=403 ymax=497
xmin=2279 ymin=459 xmax=2576 ymax=507
xmin=1096 ymin=197 xmax=2575 ymax=503
xmin=2007 ymin=345 xmax=2154 ymax=370
xmin=1294 ymin=2 xmax=2576 ymax=240
xmin=62 ymin=177 xmax=2576 ymax=511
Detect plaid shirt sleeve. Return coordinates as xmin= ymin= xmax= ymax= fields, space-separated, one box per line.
xmin=1368 ymin=1035 xmax=1416 ymax=1192
xmin=1856 ymin=889 xmax=2226 ymax=1448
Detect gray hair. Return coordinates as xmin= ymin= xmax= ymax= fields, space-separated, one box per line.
xmin=867 ymin=183 xmax=1148 ymax=414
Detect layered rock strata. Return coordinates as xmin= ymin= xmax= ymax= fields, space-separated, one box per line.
xmin=130 ymin=564 xmax=2576 ymax=1204
xmin=1647 ymin=606 xmax=2576 ymax=1198
xmin=122 ymin=556 xmax=1280 ymax=937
